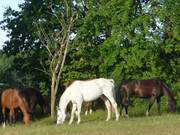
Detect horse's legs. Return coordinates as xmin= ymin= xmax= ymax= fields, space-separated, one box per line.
xmin=2 ymin=107 xmax=6 ymax=128
xmin=69 ymin=103 xmax=77 ymax=125
xmin=120 ymin=105 xmax=124 ymax=116
xmin=103 ymin=93 xmax=120 ymax=121
xmin=9 ymin=108 xmax=15 ymax=127
xmin=146 ymin=96 xmax=156 ymax=116
xmin=124 ymin=105 xmax=129 ymax=118
xmin=12 ymin=110 xmax=16 ymax=127
xmin=89 ymin=105 xmax=93 ymax=114
xmin=76 ymin=103 xmax=82 ymax=124
xmin=84 ymin=102 xmax=93 ymax=115
xmin=101 ymin=96 xmax=111 ymax=121
xmin=30 ymin=105 xmax=35 ymax=120
xmin=84 ymin=102 xmax=89 ymax=116
xmin=88 ymin=102 xmax=93 ymax=114
xmin=85 ymin=110 xmax=88 ymax=115
xmin=120 ymin=104 xmax=128 ymax=118
xmin=156 ymin=97 xmax=161 ymax=115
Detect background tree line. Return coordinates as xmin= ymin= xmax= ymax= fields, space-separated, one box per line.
xmin=0 ymin=0 xmax=179 ymax=117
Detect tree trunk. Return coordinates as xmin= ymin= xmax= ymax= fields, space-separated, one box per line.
xmin=50 ymin=74 xmax=56 ymax=118
xmin=50 ymin=72 xmax=60 ymax=118
xmin=51 ymin=91 xmax=56 ymax=118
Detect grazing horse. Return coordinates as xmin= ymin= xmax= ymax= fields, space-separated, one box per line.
xmin=119 ymin=78 xmax=176 ymax=117
xmin=22 ymin=88 xmax=49 ymax=118
xmin=84 ymin=102 xmax=94 ymax=115
xmin=1 ymin=88 xmax=31 ymax=128
xmin=57 ymin=78 xmax=119 ymax=125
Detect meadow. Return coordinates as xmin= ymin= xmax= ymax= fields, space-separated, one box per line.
xmin=0 ymin=108 xmax=180 ymax=135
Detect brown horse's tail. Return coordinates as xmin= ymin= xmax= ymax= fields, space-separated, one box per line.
xmin=160 ymin=80 xmax=176 ymax=112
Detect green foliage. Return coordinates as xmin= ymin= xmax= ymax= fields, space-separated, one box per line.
xmin=0 ymin=53 xmax=14 ymax=76
xmin=0 ymin=0 xmax=179 ymax=108
xmin=39 ymin=81 xmax=50 ymax=96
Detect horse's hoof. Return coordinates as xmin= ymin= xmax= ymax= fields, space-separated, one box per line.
xmin=89 ymin=109 xmax=92 ymax=114
xmin=146 ymin=112 xmax=149 ymax=116
xmin=2 ymin=123 xmax=5 ymax=128
xmin=125 ymin=114 xmax=129 ymax=118
xmin=105 ymin=118 xmax=110 ymax=121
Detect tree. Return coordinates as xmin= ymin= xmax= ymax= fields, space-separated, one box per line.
xmin=67 ymin=0 xmax=179 ymax=109
xmin=37 ymin=0 xmax=78 ymax=117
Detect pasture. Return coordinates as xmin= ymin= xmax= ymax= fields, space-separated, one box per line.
xmin=0 ymin=109 xmax=180 ymax=135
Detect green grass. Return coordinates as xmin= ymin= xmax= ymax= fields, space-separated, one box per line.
xmin=0 ymin=109 xmax=180 ymax=135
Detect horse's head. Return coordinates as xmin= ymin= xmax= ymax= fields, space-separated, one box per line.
xmin=23 ymin=114 xmax=31 ymax=125
xmin=56 ymin=106 xmax=66 ymax=125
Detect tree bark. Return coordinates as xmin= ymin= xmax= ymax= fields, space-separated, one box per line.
xmin=50 ymin=74 xmax=56 ymax=117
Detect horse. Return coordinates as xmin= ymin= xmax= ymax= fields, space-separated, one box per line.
xmin=56 ymin=78 xmax=119 ymax=125
xmin=22 ymin=87 xmax=49 ymax=118
xmin=119 ymin=78 xmax=176 ymax=117
xmin=84 ymin=102 xmax=93 ymax=115
xmin=1 ymin=88 xmax=31 ymax=128
xmin=66 ymin=101 xmax=93 ymax=117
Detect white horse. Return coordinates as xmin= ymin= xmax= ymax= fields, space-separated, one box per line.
xmin=56 ymin=78 xmax=119 ymax=125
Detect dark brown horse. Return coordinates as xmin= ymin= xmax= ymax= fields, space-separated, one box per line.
xmin=119 ymin=78 xmax=176 ymax=117
xmin=22 ymin=88 xmax=49 ymax=118
xmin=1 ymin=88 xmax=31 ymax=127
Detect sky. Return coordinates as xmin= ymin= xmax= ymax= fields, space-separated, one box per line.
xmin=0 ymin=0 xmax=24 ymax=49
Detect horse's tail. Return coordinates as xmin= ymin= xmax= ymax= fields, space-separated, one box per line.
xmin=115 ymin=81 xmax=125 ymax=106
xmin=110 ymin=79 xmax=115 ymax=95
xmin=160 ymin=80 xmax=174 ymax=99
xmin=159 ymin=80 xmax=176 ymax=112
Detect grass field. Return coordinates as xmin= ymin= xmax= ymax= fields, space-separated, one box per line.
xmin=0 ymin=109 xmax=180 ymax=135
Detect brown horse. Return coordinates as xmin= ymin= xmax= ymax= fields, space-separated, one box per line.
xmin=84 ymin=102 xmax=94 ymax=115
xmin=22 ymin=88 xmax=49 ymax=119
xmin=119 ymin=78 xmax=176 ymax=117
xmin=1 ymin=88 xmax=31 ymax=127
